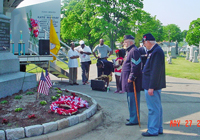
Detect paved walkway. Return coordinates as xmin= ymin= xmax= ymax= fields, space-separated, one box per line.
xmin=46 ymin=64 xmax=200 ymax=140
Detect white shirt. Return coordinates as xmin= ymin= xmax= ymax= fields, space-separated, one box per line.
xmin=67 ymin=48 xmax=79 ymax=68
xmin=75 ymin=46 xmax=92 ymax=62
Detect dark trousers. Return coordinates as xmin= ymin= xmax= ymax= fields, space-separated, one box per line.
xmin=81 ymin=61 xmax=90 ymax=83
xmin=97 ymin=58 xmax=105 ymax=77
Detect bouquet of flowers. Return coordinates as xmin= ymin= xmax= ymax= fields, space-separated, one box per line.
xmin=26 ymin=10 xmax=39 ymax=45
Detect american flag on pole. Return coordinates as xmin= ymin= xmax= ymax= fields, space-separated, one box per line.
xmin=37 ymin=72 xmax=49 ymax=95
xmin=45 ymin=69 xmax=52 ymax=88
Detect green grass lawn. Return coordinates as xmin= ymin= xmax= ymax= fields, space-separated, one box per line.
xmin=26 ymin=55 xmax=200 ymax=80
xmin=165 ymin=56 xmax=200 ymax=80
xmin=26 ymin=55 xmax=116 ymax=73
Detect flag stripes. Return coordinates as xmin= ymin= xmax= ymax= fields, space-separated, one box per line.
xmin=37 ymin=72 xmax=49 ymax=95
xmin=45 ymin=69 xmax=52 ymax=88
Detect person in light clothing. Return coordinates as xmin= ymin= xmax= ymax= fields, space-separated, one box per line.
xmin=67 ymin=42 xmax=79 ymax=85
xmin=93 ymin=39 xmax=112 ymax=77
xmin=75 ymin=40 xmax=92 ymax=85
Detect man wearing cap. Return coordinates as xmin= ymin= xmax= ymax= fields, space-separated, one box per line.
xmin=121 ymin=35 xmax=142 ymax=126
xmin=141 ymin=33 xmax=166 ymax=136
xmin=93 ymin=39 xmax=112 ymax=77
xmin=138 ymin=39 xmax=147 ymax=70
xmin=75 ymin=40 xmax=92 ymax=85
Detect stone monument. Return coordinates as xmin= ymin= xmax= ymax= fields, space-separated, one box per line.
xmin=185 ymin=51 xmax=189 ymax=60
xmin=0 ymin=0 xmax=37 ymax=98
xmin=189 ymin=46 xmax=197 ymax=61
xmin=192 ymin=50 xmax=199 ymax=63
xmin=171 ymin=46 xmax=177 ymax=58
xmin=175 ymin=41 xmax=178 ymax=55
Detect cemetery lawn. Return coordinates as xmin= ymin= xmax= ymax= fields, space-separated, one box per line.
xmin=165 ymin=56 xmax=200 ymax=80
xmin=26 ymin=55 xmax=200 ymax=80
xmin=26 ymin=55 xmax=116 ymax=73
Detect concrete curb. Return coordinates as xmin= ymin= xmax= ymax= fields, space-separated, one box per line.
xmin=20 ymin=110 xmax=103 ymax=140
xmin=2 ymin=89 xmax=102 ymax=140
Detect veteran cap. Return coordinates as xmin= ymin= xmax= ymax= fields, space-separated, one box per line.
xmin=124 ymin=35 xmax=135 ymax=40
xmin=143 ymin=33 xmax=155 ymax=41
xmin=79 ymin=40 xmax=85 ymax=45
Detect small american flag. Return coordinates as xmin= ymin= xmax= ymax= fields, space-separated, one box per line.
xmin=45 ymin=69 xmax=52 ymax=88
xmin=37 ymin=72 xmax=49 ymax=95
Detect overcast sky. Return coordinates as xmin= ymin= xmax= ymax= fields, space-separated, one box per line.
xmin=18 ymin=0 xmax=199 ymax=31
xmin=143 ymin=0 xmax=200 ymax=31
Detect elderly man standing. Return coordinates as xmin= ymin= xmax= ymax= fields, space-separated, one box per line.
xmin=93 ymin=39 xmax=112 ymax=77
xmin=121 ymin=35 xmax=142 ymax=126
xmin=67 ymin=42 xmax=79 ymax=85
xmin=75 ymin=40 xmax=92 ymax=85
xmin=141 ymin=33 xmax=166 ymax=136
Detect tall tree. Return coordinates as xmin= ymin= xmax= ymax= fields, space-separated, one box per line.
xmin=130 ymin=10 xmax=164 ymax=46
xmin=85 ymin=0 xmax=143 ymax=50
xmin=60 ymin=0 xmax=103 ymax=48
xmin=181 ymin=30 xmax=188 ymax=39
xmin=186 ymin=18 xmax=200 ymax=46
xmin=163 ymin=24 xmax=182 ymax=42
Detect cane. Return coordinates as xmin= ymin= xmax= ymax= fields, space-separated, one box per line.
xmin=133 ymin=81 xmax=141 ymax=127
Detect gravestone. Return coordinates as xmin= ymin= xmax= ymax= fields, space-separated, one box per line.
xmin=175 ymin=41 xmax=178 ymax=55
xmin=185 ymin=51 xmax=189 ymax=60
xmin=192 ymin=50 xmax=199 ymax=63
xmin=171 ymin=46 xmax=177 ymax=58
xmin=189 ymin=46 xmax=197 ymax=61
xmin=0 ymin=2 xmax=37 ymax=98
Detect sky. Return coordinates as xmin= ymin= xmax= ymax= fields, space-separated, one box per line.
xmin=17 ymin=0 xmax=199 ymax=31
xmin=143 ymin=0 xmax=200 ymax=31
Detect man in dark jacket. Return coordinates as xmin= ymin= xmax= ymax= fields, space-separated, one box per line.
xmin=96 ymin=59 xmax=114 ymax=87
xmin=121 ymin=35 xmax=142 ymax=126
xmin=138 ymin=39 xmax=147 ymax=70
xmin=141 ymin=33 xmax=166 ymax=137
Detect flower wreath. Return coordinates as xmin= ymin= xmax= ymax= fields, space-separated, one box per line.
xmin=50 ymin=95 xmax=89 ymax=115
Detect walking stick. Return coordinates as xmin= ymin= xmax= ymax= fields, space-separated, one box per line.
xmin=133 ymin=81 xmax=141 ymax=127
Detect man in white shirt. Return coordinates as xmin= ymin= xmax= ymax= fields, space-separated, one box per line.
xmin=92 ymin=39 xmax=112 ymax=77
xmin=75 ymin=40 xmax=92 ymax=85
xmin=67 ymin=42 xmax=79 ymax=85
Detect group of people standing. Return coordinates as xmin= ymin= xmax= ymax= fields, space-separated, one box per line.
xmin=67 ymin=39 xmax=112 ymax=86
xmin=67 ymin=33 xmax=166 ymax=137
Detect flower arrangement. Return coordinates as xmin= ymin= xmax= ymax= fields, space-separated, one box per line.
xmin=2 ymin=118 xmax=9 ymax=124
xmin=27 ymin=10 xmax=39 ymax=45
xmin=28 ymin=114 xmax=36 ymax=119
xmin=115 ymin=50 xmax=119 ymax=53
xmin=50 ymin=93 xmax=89 ymax=115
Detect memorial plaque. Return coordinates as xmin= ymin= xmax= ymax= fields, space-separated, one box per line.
xmin=0 ymin=19 xmax=10 ymax=51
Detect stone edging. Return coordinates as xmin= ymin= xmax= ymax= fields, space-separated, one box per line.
xmin=0 ymin=89 xmax=99 ymax=140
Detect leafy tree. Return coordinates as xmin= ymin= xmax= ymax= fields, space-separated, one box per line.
xmin=60 ymin=0 xmax=103 ymax=48
xmin=181 ymin=30 xmax=188 ymax=39
xmin=163 ymin=24 xmax=182 ymax=42
xmin=85 ymin=0 xmax=143 ymax=50
xmin=186 ymin=18 xmax=200 ymax=46
xmin=130 ymin=10 xmax=164 ymax=46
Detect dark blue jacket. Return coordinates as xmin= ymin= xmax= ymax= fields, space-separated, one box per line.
xmin=142 ymin=44 xmax=166 ymax=90
xmin=121 ymin=45 xmax=142 ymax=92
